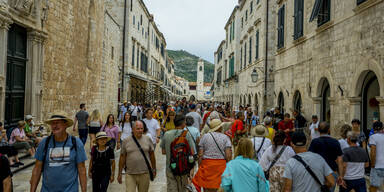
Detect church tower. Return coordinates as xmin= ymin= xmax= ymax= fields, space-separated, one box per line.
xmin=197 ymin=58 xmax=204 ymax=99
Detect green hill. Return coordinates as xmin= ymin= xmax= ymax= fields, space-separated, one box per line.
xmin=167 ymin=50 xmax=214 ymax=83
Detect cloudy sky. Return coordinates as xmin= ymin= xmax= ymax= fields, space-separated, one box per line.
xmin=143 ymin=0 xmax=238 ymax=63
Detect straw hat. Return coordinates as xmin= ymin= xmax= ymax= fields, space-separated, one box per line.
xmin=208 ymin=119 xmax=224 ymax=132
xmin=44 ymin=111 xmax=74 ymax=128
xmin=95 ymin=132 xmax=111 ymax=141
xmin=251 ymin=125 xmax=268 ymax=137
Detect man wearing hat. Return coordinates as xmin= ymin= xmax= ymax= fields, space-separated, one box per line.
xmin=30 ymin=111 xmax=87 ymax=192
xmin=250 ymin=125 xmax=272 ymax=160
xmin=283 ymin=131 xmax=335 ymax=192
xmin=24 ymin=115 xmax=42 ymax=145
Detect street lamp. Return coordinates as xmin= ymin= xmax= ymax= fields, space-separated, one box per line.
xmin=251 ymin=68 xmax=258 ymax=83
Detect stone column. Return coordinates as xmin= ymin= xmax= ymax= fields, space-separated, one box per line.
xmin=0 ymin=15 xmax=12 ymax=122
xmin=348 ymin=97 xmax=361 ymax=122
xmin=26 ymin=30 xmax=47 ymax=122
xmin=376 ymin=96 xmax=384 ymax=121
xmin=312 ymin=97 xmax=321 ymax=117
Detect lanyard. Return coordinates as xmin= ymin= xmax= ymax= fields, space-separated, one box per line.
xmin=50 ymin=135 xmax=69 ymax=161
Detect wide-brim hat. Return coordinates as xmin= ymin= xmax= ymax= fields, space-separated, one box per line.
xmin=251 ymin=125 xmax=269 ymax=137
xmin=95 ymin=132 xmax=111 ymax=141
xmin=44 ymin=111 xmax=74 ymax=128
xmin=208 ymin=119 xmax=224 ymax=132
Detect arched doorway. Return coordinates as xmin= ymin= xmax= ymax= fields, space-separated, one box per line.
xmin=239 ymin=96 xmax=242 ymax=107
xmin=319 ymin=78 xmax=330 ymax=123
xmin=278 ymin=92 xmax=284 ymax=114
xmin=361 ymin=71 xmax=380 ymax=136
xmin=254 ymin=94 xmax=259 ymax=114
xmin=293 ymin=91 xmax=302 ymax=113
xmin=190 ymin=95 xmax=195 ymax=102
xmin=248 ymin=95 xmax=252 ymax=107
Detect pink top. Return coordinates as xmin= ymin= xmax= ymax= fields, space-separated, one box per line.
xmin=100 ymin=125 xmax=120 ymax=140
xmin=9 ymin=128 xmax=26 ymax=144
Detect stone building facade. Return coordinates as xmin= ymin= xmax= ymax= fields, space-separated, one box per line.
xmin=213 ymin=0 xmax=384 ymax=136
xmin=213 ymin=0 xmax=276 ymax=113
xmin=0 ymin=0 xmax=122 ymax=127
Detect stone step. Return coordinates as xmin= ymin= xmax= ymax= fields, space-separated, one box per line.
xmin=11 ymin=152 xmax=35 ymax=174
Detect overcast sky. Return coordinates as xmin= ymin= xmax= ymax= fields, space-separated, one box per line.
xmin=143 ymin=0 xmax=238 ymax=63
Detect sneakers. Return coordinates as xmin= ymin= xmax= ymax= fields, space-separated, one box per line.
xmin=16 ymin=162 xmax=24 ymax=166
xmin=10 ymin=163 xmax=19 ymax=168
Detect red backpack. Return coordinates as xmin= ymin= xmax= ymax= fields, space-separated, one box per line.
xmin=169 ymin=130 xmax=194 ymax=176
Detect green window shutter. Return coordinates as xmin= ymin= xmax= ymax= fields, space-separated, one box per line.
xmin=240 ymin=48 xmax=243 ymax=70
xmin=249 ymin=37 xmax=252 ymax=64
xmin=357 ymin=0 xmax=366 ymax=5
xmin=278 ymin=5 xmax=285 ymax=48
xmin=294 ymin=0 xmax=303 ymax=40
xmin=244 ymin=43 xmax=247 ymax=68
xmin=255 ymin=31 xmax=259 ymax=59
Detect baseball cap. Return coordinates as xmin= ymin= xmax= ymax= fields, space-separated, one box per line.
xmin=291 ymin=131 xmax=307 ymax=146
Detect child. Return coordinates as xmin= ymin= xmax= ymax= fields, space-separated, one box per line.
xmin=88 ymin=132 xmax=115 ymax=192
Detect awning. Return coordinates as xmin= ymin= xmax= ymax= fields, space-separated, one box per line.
xmin=309 ymin=0 xmax=323 ymax=22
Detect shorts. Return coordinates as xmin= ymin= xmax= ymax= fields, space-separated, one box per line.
xmin=89 ymin=126 xmax=100 ymax=134
xmin=370 ymin=168 xmax=384 ymax=187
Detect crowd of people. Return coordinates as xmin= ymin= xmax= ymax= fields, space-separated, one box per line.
xmin=0 ymin=99 xmax=383 ymax=192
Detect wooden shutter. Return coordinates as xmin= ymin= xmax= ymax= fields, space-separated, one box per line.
xmin=294 ymin=0 xmax=304 ymax=39
xmin=249 ymin=37 xmax=252 ymax=64
xmin=278 ymin=5 xmax=285 ymax=48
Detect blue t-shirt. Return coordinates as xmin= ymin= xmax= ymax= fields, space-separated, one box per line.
xmin=35 ymin=136 xmax=87 ymax=192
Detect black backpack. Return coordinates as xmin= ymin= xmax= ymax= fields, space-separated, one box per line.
xmin=41 ymin=135 xmax=77 ymax=171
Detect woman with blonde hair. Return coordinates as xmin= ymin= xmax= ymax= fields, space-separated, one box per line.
xmin=88 ymin=109 xmax=104 ymax=149
xmin=221 ymin=138 xmax=269 ymax=192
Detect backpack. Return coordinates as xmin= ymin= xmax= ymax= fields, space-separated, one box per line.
xmin=169 ymin=130 xmax=194 ymax=176
xmin=41 ymin=135 xmax=77 ymax=171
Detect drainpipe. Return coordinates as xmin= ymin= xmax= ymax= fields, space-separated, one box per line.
xmin=264 ymin=0 xmax=269 ymax=111
xmin=121 ymin=0 xmax=127 ymax=101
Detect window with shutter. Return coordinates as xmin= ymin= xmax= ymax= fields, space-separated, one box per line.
xmin=244 ymin=43 xmax=247 ymax=68
xmin=132 ymin=44 xmax=135 ymax=67
xmin=277 ymin=5 xmax=285 ymax=49
xmin=250 ymin=2 xmax=253 ymax=13
xmin=318 ymin=0 xmax=330 ymax=26
xmin=255 ymin=31 xmax=259 ymax=59
xmin=249 ymin=37 xmax=252 ymax=64
xmin=240 ymin=47 xmax=243 ymax=70
xmin=294 ymin=0 xmax=304 ymax=40
xmin=357 ymin=0 xmax=367 ymax=5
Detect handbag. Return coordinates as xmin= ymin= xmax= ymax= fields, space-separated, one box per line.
xmin=132 ymin=135 xmax=154 ymax=181
xmin=293 ymin=155 xmax=330 ymax=192
xmin=264 ymin=145 xmax=286 ymax=180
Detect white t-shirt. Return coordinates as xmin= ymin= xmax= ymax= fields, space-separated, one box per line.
xmin=143 ymin=118 xmax=160 ymax=144
xmin=129 ymin=105 xmax=139 ymax=116
xmin=259 ymin=145 xmax=296 ymax=171
xmin=119 ymin=122 xmax=132 ymax=141
xmin=369 ymin=133 xmax=384 ymax=168
xmin=309 ymin=121 xmax=320 ymax=140
xmin=251 ymin=137 xmax=272 ymax=160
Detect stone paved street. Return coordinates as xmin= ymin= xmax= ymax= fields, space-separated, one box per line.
xmin=12 ymin=143 xmax=167 ymax=192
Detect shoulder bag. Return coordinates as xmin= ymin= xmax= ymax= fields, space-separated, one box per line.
xmin=293 ymin=155 xmax=330 ymax=192
xmin=264 ymin=145 xmax=286 ymax=180
xmin=209 ymin=132 xmax=227 ymax=161
xmin=254 ymin=137 xmax=265 ymax=160
xmin=132 ymin=135 xmax=154 ymax=181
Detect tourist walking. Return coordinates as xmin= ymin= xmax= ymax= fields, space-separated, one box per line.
xmin=88 ymin=109 xmax=104 ymax=150
xmin=185 ymin=116 xmax=200 ymax=153
xmin=340 ymin=131 xmax=369 ymax=192
xmin=119 ymin=101 xmax=128 ymax=121
xmin=100 ymin=114 xmax=120 ymax=150
xmin=186 ymin=104 xmax=203 ymax=130
xmin=231 ymin=112 xmax=247 ymax=146
xmin=160 ymin=114 xmax=195 ymax=192
xmin=193 ymin=119 xmax=232 ymax=192
xmin=221 ymin=138 xmax=269 ymax=192
xmin=129 ymin=102 xmax=140 ymax=121
xmin=119 ymin=112 xmax=132 ymax=142
xmin=369 ymin=121 xmax=384 ymax=192
xmin=9 ymin=121 xmax=35 ymax=157
xmin=259 ymin=131 xmax=295 ymax=192
xmin=278 ymin=113 xmax=294 ymax=145
xmin=118 ymin=121 xmax=156 ymax=192
xmin=338 ymin=124 xmax=353 ymax=151
xmin=351 ymin=119 xmax=367 ymax=148
xmin=309 ymin=122 xmax=344 ymax=192
xmin=162 ymin=110 xmax=176 ymax=132
xmin=89 ymin=132 xmax=115 ymax=192
xmin=309 ymin=115 xmax=320 ymax=140
xmin=30 ymin=111 xmax=87 ymax=192
xmin=293 ymin=109 xmax=307 ymax=129
xmin=283 ymin=131 xmax=335 ymax=192
xmin=264 ymin=117 xmax=275 ymax=141
xmin=73 ymin=103 xmax=89 ymax=145
xmin=143 ymin=109 xmax=161 ymax=148
xmin=251 ymin=125 xmax=272 ymax=161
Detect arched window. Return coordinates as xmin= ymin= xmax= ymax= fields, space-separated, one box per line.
xmin=293 ymin=91 xmax=302 ymax=113
xmin=319 ymin=78 xmax=330 ymax=122
xmin=278 ymin=92 xmax=284 ymax=114
xmin=361 ymin=71 xmax=380 ymax=136
xmin=199 ymin=66 xmax=202 ymax=71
